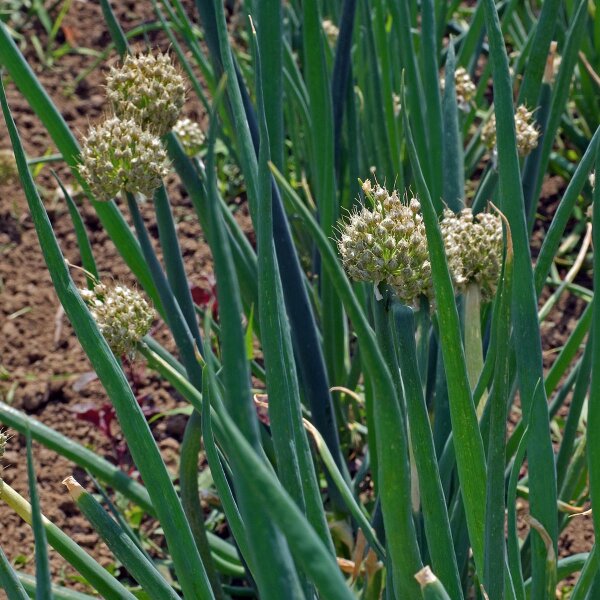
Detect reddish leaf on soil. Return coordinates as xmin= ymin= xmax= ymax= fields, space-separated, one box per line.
xmin=71 ymin=402 xmax=116 ymax=439
xmin=191 ymin=274 xmax=219 ymax=319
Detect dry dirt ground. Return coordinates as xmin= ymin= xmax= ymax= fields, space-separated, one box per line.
xmin=0 ymin=0 xmax=225 ymax=592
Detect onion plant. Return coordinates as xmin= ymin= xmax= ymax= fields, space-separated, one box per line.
xmin=0 ymin=0 xmax=598 ymax=598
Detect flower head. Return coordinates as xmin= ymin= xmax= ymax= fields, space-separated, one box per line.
xmin=173 ymin=118 xmax=205 ymax=157
xmin=337 ymin=180 xmax=432 ymax=305
xmin=79 ymin=117 xmax=170 ymax=201
xmin=482 ymin=105 xmax=539 ymax=157
xmin=106 ymin=51 xmax=186 ymax=136
xmin=440 ymin=66 xmax=476 ymax=106
xmin=322 ymin=19 xmax=339 ymax=45
xmin=80 ymin=283 xmax=155 ymax=357
xmin=454 ymin=67 xmax=476 ymax=104
xmin=441 ymin=207 xmax=503 ymax=300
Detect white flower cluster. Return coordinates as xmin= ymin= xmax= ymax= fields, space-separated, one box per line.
xmin=440 ymin=66 xmax=476 ymax=106
xmin=337 ymin=180 xmax=432 ymax=305
xmin=79 ymin=117 xmax=170 ymax=202
xmin=80 ymin=283 xmax=155 ymax=357
xmin=338 ymin=182 xmax=505 ymax=305
xmin=106 ymin=51 xmax=186 ymax=136
xmin=482 ymin=105 xmax=539 ymax=157
xmin=440 ymin=207 xmax=503 ymax=300
xmin=322 ymin=19 xmax=339 ymax=45
xmin=79 ymin=50 xmax=190 ymax=202
xmin=173 ymin=117 xmax=205 ymax=157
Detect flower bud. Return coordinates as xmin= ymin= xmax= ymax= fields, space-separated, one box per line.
xmin=106 ymin=51 xmax=186 ymax=136
xmin=441 ymin=207 xmax=503 ymax=300
xmin=79 ymin=117 xmax=170 ymax=201
xmin=337 ymin=180 xmax=432 ymax=305
xmin=173 ymin=118 xmax=205 ymax=157
xmin=440 ymin=66 xmax=476 ymax=106
xmin=482 ymin=104 xmax=539 ymax=157
xmin=322 ymin=19 xmax=339 ymax=45
xmin=81 ymin=283 xmax=155 ymax=357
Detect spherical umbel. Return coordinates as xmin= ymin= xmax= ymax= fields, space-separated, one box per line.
xmin=79 ymin=117 xmax=170 ymax=202
xmin=481 ymin=104 xmax=539 ymax=158
xmin=440 ymin=207 xmax=503 ymax=301
xmin=440 ymin=66 xmax=476 ymax=107
xmin=337 ymin=180 xmax=432 ymax=306
xmin=80 ymin=283 xmax=155 ymax=357
xmin=106 ymin=51 xmax=186 ymax=136
xmin=173 ymin=118 xmax=205 ymax=157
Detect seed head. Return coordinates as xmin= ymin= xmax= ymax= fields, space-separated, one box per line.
xmin=106 ymin=51 xmax=186 ymax=136
xmin=590 ymin=171 xmax=595 ymax=190
xmin=441 ymin=207 xmax=503 ymax=300
xmin=337 ymin=180 xmax=432 ymax=305
xmin=392 ymin=93 xmax=401 ymax=117
xmin=482 ymin=105 xmax=539 ymax=157
xmin=80 ymin=283 xmax=155 ymax=357
xmin=322 ymin=19 xmax=339 ymax=45
xmin=173 ymin=118 xmax=205 ymax=157
xmin=79 ymin=117 xmax=170 ymax=201
xmin=440 ymin=67 xmax=476 ymax=106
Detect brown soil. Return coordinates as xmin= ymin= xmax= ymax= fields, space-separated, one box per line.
xmin=0 ymin=0 xmax=225 ymax=593
xmin=0 ymin=1 xmax=594 ymax=597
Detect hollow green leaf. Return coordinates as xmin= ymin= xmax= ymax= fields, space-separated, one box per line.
xmin=393 ymin=304 xmax=463 ymax=600
xmin=99 ymin=0 xmax=128 ymax=57
xmin=587 ymin=146 xmax=600 ymax=584
xmin=484 ymin=220 xmax=514 ymax=600
xmin=17 ymin=572 xmax=97 ymax=600
xmin=0 ymin=545 xmax=29 ymax=600
xmin=206 ymin=384 xmax=356 ymax=600
xmin=421 ymin=0 xmax=443 ymax=207
xmin=480 ymin=1 xmax=558 ymax=592
xmin=0 ymin=481 xmax=135 ymax=600
xmin=63 ymin=478 xmax=179 ymax=600
xmin=0 ymin=402 xmax=153 ymax=516
xmin=401 ymin=81 xmax=486 ymax=575
xmin=442 ymin=41 xmax=464 ymax=212
xmin=302 ymin=0 xmax=345 ymax=385
xmin=253 ymin=21 xmax=333 ymax=554
xmin=204 ymin=78 xmax=304 ymax=599
xmin=25 ymin=433 xmax=52 ymax=600
xmin=531 ymin=0 xmax=589 ymax=205
xmin=516 ymin=0 xmax=562 ymax=107
xmin=569 ymin=547 xmax=599 ymax=600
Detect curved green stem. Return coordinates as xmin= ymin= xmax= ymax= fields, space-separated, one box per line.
xmin=371 ymin=287 xmax=423 ymax=598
